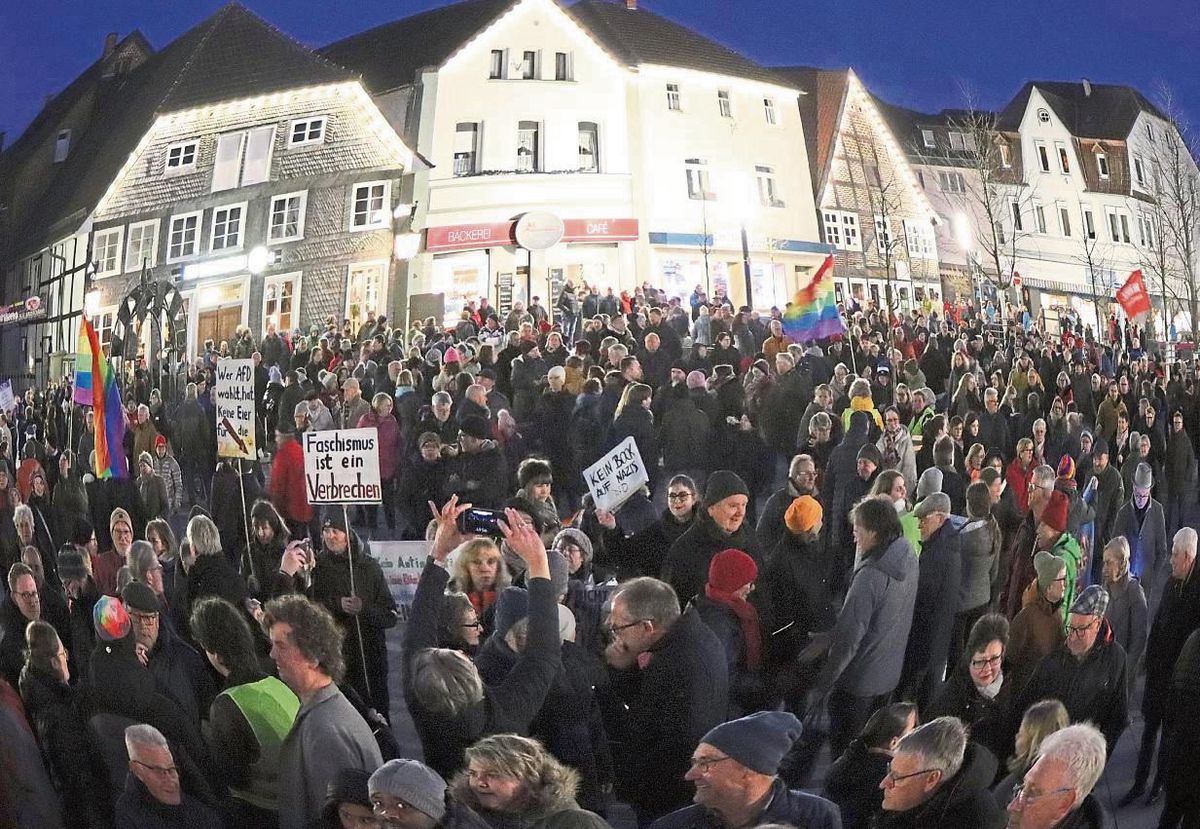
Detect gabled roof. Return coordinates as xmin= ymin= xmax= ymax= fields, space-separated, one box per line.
xmin=565 ymin=0 xmax=786 ymax=87
xmin=320 ymin=0 xmax=517 ymax=93
xmin=773 ymin=66 xmax=848 ymax=199
xmin=18 ymin=2 xmax=353 ymax=254
xmin=995 ymin=80 xmax=1166 ymax=139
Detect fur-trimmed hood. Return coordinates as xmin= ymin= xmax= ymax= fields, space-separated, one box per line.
xmin=449 ymin=765 xmax=581 ymax=825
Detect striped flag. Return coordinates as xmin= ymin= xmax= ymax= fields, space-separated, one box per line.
xmin=781 ymin=254 xmax=846 ymax=342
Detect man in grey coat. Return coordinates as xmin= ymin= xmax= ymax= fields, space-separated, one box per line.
xmin=265 ymin=594 xmax=382 ymax=829
xmin=1113 ymin=463 xmax=1169 ymax=611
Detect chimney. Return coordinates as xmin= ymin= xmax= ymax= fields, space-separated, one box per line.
xmin=625 ymin=0 xmax=637 ymax=9
xmin=103 ymin=32 xmax=118 ymax=59
xmin=1082 ymin=78 xmax=1092 ymax=98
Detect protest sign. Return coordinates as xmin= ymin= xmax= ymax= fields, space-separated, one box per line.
xmin=372 ymin=541 xmax=429 ymax=622
xmin=582 ymin=435 xmax=649 ymax=513
xmin=0 ymin=381 xmax=14 ymax=414
xmin=303 ymin=428 xmax=383 ymax=504
xmin=214 ymin=359 xmax=256 ymax=459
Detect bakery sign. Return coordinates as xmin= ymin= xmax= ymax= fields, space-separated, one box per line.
xmin=425 ymin=218 xmax=639 ymax=252
xmin=0 ymin=296 xmax=47 ymax=328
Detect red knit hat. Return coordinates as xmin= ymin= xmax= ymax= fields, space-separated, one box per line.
xmin=708 ymin=549 xmax=758 ymax=593
xmin=1041 ymin=490 xmax=1069 ymax=534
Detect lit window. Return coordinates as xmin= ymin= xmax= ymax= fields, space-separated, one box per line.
xmin=578 ymin=122 xmax=599 ymax=173
xmin=517 ymin=121 xmax=540 ymax=172
xmin=263 ymin=273 xmax=300 ymax=333
xmin=288 ymin=117 xmax=326 ymax=148
xmin=822 ymin=211 xmax=861 ymax=251
xmin=350 ymin=182 xmax=390 ymax=230
xmin=125 ymin=220 xmax=159 ymax=272
xmin=454 ymin=123 xmax=480 ymax=176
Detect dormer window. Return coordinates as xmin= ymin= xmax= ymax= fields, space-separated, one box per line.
xmin=921 ymin=129 xmax=935 ymax=149
xmin=165 ymin=140 xmax=198 ymax=174
xmin=288 ymin=117 xmax=327 ymax=148
xmin=1095 ymin=147 xmax=1110 ymax=180
xmin=54 ymin=130 xmax=71 ymax=163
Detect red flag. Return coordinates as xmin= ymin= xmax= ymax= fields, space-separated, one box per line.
xmin=1116 ymin=269 xmax=1152 ymax=319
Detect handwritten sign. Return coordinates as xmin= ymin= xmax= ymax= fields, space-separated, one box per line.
xmin=0 ymin=381 xmax=14 ymax=414
xmin=303 ymin=428 xmax=382 ymax=504
xmin=372 ymin=541 xmax=430 ymax=622
xmin=214 ymin=359 xmax=256 ymax=459
xmin=583 ymin=435 xmax=649 ymax=513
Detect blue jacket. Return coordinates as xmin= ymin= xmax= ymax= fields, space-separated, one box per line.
xmin=650 ymin=777 xmax=841 ymax=829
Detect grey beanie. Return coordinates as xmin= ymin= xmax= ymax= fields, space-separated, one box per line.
xmin=700 ymin=711 xmax=803 ymax=775
xmin=547 ymin=550 xmax=570 ymax=599
xmin=368 ymin=759 xmax=447 ymax=822
xmin=1034 ymin=550 xmax=1067 ymax=591
xmin=553 ymin=528 xmax=593 ymax=564
xmin=1134 ymin=462 xmax=1153 ymax=489
xmin=493 ymin=587 xmax=529 ymax=639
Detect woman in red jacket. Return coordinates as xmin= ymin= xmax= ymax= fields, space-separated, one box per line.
xmin=267 ymin=423 xmax=313 ymax=541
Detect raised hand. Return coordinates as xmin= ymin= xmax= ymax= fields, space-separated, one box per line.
xmin=428 ymin=495 xmax=473 ymax=562
xmin=498 ymin=508 xmax=550 ymax=579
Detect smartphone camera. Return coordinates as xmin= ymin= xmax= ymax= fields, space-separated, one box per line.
xmin=458 ymin=507 xmax=503 ymax=537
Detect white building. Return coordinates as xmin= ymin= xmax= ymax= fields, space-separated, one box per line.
xmin=322 ymin=0 xmax=830 ymax=323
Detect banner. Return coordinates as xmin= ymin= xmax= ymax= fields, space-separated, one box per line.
xmin=0 ymin=382 xmax=14 ymax=413
xmin=372 ymin=541 xmax=430 ymax=622
xmin=1117 ymin=269 xmax=1152 ymax=320
xmin=582 ymin=435 xmax=649 ymax=513
xmin=0 ymin=296 xmax=47 ymax=328
xmin=214 ymin=359 xmax=256 ymax=459
xmin=303 ymin=428 xmax=383 ymax=504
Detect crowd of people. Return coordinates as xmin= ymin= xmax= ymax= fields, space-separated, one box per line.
xmin=2 ymin=278 xmax=1200 ymax=829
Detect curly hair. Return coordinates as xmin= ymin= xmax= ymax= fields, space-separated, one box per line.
xmin=458 ymin=734 xmax=579 ymax=810
xmin=191 ymin=597 xmax=260 ymax=678
xmin=262 ymin=594 xmax=345 ymax=682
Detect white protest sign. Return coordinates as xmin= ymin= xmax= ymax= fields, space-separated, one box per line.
xmin=582 ymin=435 xmax=649 ymax=513
xmin=303 ymin=428 xmax=383 ymax=504
xmin=214 ymin=358 xmax=256 ymax=459
xmin=372 ymin=541 xmax=430 ymax=622
xmin=0 ymin=381 xmax=14 ymax=414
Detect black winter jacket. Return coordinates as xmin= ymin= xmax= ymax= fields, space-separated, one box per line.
xmin=661 ymin=514 xmax=761 ymax=606
xmin=871 ymin=742 xmax=1006 ymax=829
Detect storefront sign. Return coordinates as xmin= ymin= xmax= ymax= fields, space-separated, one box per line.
xmin=515 ymin=212 xmax=566 ymax=250
xmin=562 ymin=218 xmax=639 ymax=242
xmin=583 ymin=435 xmax=649 ymax=513
xmin=302 ymin=428 xmax=383 ymax=504
xmin=426 ymin=222 xmax=515 ymax=253
xmin=0 ymin=296 xmax=46 ymax=327
xmin=214 ymin=358 xmax=256 ymax=460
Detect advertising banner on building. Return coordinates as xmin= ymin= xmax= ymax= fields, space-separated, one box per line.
xmin=0 ymin=296 xmax=47 ymax=328
xmin=302 ymin=428 xmax=383 ymax=504
xmin=214 ymin=359 xmax=256 ymax=459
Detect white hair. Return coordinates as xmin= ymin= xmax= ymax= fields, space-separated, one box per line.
xmin=125 ymin=723 xmax=170 ymax=754
xmin=1174 ymin=527 xmax=1198 ymax=556
xmin=896 ymin=716 xmax=966 ymax=782
xmin=12 ymin=504 xmax=32 ymax=527
xmin=1035 ymin=723 xmax=1106 ymax=808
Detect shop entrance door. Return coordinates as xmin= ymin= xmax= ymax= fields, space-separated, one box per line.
xmin=196 ymin=306 xmax=241 ymax=350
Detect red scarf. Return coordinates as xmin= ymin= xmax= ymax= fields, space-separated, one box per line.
xmin=467 ymin=590 xmax=497 ymax=617
xmin=704 ymin=585 xmax=762 ymax=670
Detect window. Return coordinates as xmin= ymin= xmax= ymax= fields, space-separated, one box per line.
xmin=1084 ymin=208 xmax=1096 ymax=240
xmin=1010 ymin=201 xmax=1023 ymax=232
xmin=263 ymin=273 xmax=300 ymax=333
xmin=666 ymin=83 xmax=681 ymax=111
xmin=756 ymin=165 xmax=782 ymax=207
xmin=937 ymin=171 xmax=966 ymax=193
xmin=489 ymin=50 xmax=504 ymax=79
xmin=210 ymin=203 xmax=245 ymax=251
xmin=93 ymin=227 xmax=124 ymax=277
xmin=554 ymin=52 xmax=571 ymax=81
xmin=903 ymin=219 xmax=936 ymax=259
xmin=948 ymin=131 xmax=967 ymax=151
xmin=1056 ymin=143 xmax=1071 ymax=174
xmin=288 ymin=117 xmax=326 ymax=148
xmin=212 ymin=125 xmax=274 ymax=192
xmin=995 ymin=220 xmax=1007 ymax=245
xmin=1058 ymin=204 xmax=1072 ymax=237
xmin=578 ymin=122 xmax=599 ymax=173
xmin=1107 ymin=208 xmax=1131 ymax=243
xmin=1145 ymin=122 xmax=1154 ymax=141
xmin=268 ymin=191 xmax=307 ymax=243
xmin=1133 ymin=155 xmax=1147 ymax=188
xmin=822 ymin=210 xmax=861 ymax=251
xmin=922 ymin=129 xmax=936 ymax=149
xmin=1034 ymin=203 xmax=1048 ymax=234
xmin=873 ymin=216 xmax=894 ymax=253
xmin=125 ymin=220 xmax=159 ymax=272
xmin=685 ymin=158 xmax=712 ymax=200
xmin=92 ymin=307 xmax=116 ymax=350
xmin=1037 ymin=108 xmax=1051 ymax=124
xmin=167 ymin=212 xmax=202 ymax=261
xmin=1096 ymin=150 xmax=1110 ymax=179
xmin=165 ymin=140 xmax=198 ymax=174
xmin=1035 ymin=142 xmax=1050 ymax=173
xmin=763 ymin=98 xmax=777 ymax=125
xmin=516 ymin=121 xmax=540 ymax=172
xmin=521 ymin=50 xmax=537 ymax=80
xmin=454 ymin=122 xmax=480 ymax=176
xmin=54 ymin=130 xmax=71 ymax=163
xmin=346 ymin=262 xmax=386 ymax=334
xmin=1138 ymin=213 xmax=1156 ymax=248
xmin=999 ymin=143 xmax=1012 ymax=168
xmin=717 ymin=90 xmax=731 ymax=118
xmin=350 ymin=182 xmax=390 ymax=230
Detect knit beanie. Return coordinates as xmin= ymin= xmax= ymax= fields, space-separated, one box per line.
xmin=109 ymin=507 xmax=132 ymax=536
xmin=1056 ymin=455 xmax=1075 ymax=481
xmin=120 ymin=581 xmax=159 ymax=614
xmin=916 ymin=467 xmax=944 ymax=500
xmin=707 ymin=549 xmax=758 ymax=593
xmin=493 ymin=587 xmax=529 ymax=639
xmin=323 ymin=768 xmax=372 ymax=824
xmin=94 ymin=595 xmax=131 ymax=642
xmin=700 ymin=711 xmax=803 ymax=775
xmin=553 ymin=528 xmax=593 ymax=563
xmin=1134 ymin=462 xmax=1153 ymax=489
xmin=444 ymin=346 xmax=461 ymax=365
xmin=686 ymin=370 xmax=708 ymax=390
xmin=368 ymin=761 xmax=448 ymax=822
xmin=784 ymin=496 xmax=822 ymax=535
xmin=857 ymin=443 xmax=883 ymax=468
xmin=138 ymin=451 xmax=154 ymax=471
xmin=1041 ymin=490 xmax=1069 ymax=534
xmin=57 ymin=548 xmax=87 ymax=581
xmin=1034 ymin=551 xmax=1067 ymax=591
xmin=704 ymin=470 xmax=750 ymax=507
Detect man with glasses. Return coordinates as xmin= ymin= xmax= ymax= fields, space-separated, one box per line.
xmin=115 ymin=723 xmax=222 ymax=828
xmin=875 ymin=716 xmax=1005 ymax=828
xmin=1004 ymin=723 xmax=1108 ymax=829
xmin=756 ymin=455 xmax=819 ymax=553
xmin=0 ymin=563 xmax=44 ymax=685
xmin=1016 ymin=585 xmax=1128 ymax=757
xmin=93 ymin=507 xmax=137 ymax=596
xmin=650 ymin=711 xmax=839 ymax=829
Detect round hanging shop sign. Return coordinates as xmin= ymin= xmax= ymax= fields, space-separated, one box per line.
xmin=515 ymin=211 xmax=565 ymax=250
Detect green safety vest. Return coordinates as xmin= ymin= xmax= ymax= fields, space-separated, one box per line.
xmin=223 ymin=676 xmax=300 ymax=811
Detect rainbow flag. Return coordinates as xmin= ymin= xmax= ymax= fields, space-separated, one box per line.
xmin=77 ymin=317 xmax=128 ymax=479
xmin=73 ymin=317 xmax=94 ymax=405
xmin=781 ymin=254 xmax=846 ymax=342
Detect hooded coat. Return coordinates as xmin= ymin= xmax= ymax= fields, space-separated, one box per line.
xmin=870 ymin=742 xmax=1006 ymax=829
xmin=900 ymin=520 xmax=962 ymax=706
xmin=823 ymin=411 xmax=872 ymax=571
xmin=450 ymin=762 xmax=609 ymax=829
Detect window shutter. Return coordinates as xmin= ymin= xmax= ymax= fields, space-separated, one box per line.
xmin=212 ymin=132 xmax=245 ymax=192
xmin=241 ymin=126 xmax=275 ymax=186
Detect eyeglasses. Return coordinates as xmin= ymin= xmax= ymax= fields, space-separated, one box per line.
xmin=667 ymin=492 xmax=692 ymax=501
xmin=1067 ymin=620 xmax=1098 ymax=636
xmin=131 ymin=759 xmax=178 ymax=778
xmin=1011 ymin=783 xmax=1072 ymax=805
xmin=884 ymin=766 xmax=938 ymax=784
xmin=14 ymin=590 xmax=38 ymax=601
xmin=605 ymin=618 xmax=649 ymax=634
xmin=461 ymin=621 xmax=482 ymax=629
xmin=970 ymin=654 xmax=1002 ymax=669
xmin=689 ymin=755 xmax=733 ymax=773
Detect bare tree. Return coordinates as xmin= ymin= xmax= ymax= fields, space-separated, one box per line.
xmin=1069 ymin=199 xmax=1117 ymax=336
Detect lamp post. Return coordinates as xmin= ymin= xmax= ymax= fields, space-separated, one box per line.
xmin=733 ymin=174 xmax=756 ymax=309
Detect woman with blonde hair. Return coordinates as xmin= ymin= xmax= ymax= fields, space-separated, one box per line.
xmin=995 ymin=698 xmax=1069 ymax=801
xmin=450 ymin=537 xmax=512 ymax=627
xmin=965 ymin=443 xmax=987 ymax=482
